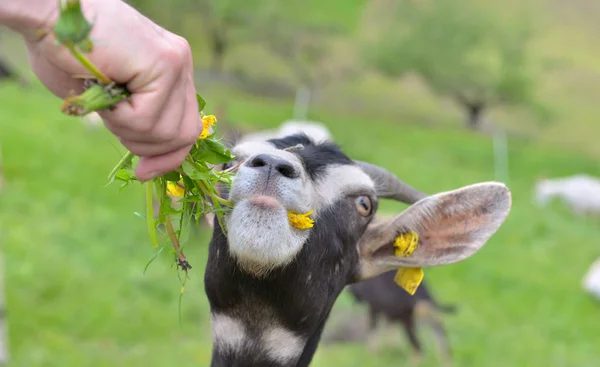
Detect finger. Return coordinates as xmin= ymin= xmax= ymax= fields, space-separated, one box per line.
xmin=135 ymin=144 xmax=193 ymax=182
xmin=25 ymin=43 xmax=84 ymax=99
xmin=97 ymin=59 xmax=183 ymax=137
xmin=112 ymin=75 xmax=200 ymax=153
xmin=133 ymin=83 xmax=200 ymax=181
xmin=119 ymin=112 xmax=199 ymax=156
xmin=102 ymin=77 xmax=186 ymax=143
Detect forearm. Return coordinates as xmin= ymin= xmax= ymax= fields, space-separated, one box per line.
xmin=0 ymin=0 xmax=58 ymax=41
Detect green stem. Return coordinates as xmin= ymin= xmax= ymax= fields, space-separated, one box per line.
xmin=108 ymin=151 xmax=134 ymax=181
xmin=198 ymin=179 xmax=233 ymax=207
xmin=145 ymin=182 xmax=159 ymax=248
xmin=65 ymin=43 xmax=112 ymax=85
xmin=184 ymin=157 xmax=233 ymax=206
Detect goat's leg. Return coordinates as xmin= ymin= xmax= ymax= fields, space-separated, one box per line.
xmin=366 ymin=308 xmax=383 ymax=353
xmin=401 ymin=316 xmax=423 ymax=367
xmin=415 ymin=301 xmax=453 ymax=367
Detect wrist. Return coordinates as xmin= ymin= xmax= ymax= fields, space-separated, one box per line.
xmin=0 ymin=1 xmax=57 ymax=41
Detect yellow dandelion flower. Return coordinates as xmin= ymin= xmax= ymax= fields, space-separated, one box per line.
xmin=167 ymin=182 xmax=185 ymax=197
xmin=203 ymin=114 xmax=217 ymax=126
xmin=287 ymin=210 xmax=315 ymax=230
xmin=199 ymin=114 xmax=217 ymax=140
xmin=393 ymin=230 xmax=419 ymax=257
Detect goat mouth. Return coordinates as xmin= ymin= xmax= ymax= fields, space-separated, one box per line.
xmin=246 ymin=195 xmax=282 ymax=210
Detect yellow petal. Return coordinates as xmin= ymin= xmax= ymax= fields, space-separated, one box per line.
xmin=394 ymin=267 xmax=424 ymax=295
xmin=167 ymin=182 xmax=185 ymax=197
xmin=393 ymin=231 xmax=419 ymax=257
xmin=198 ymin=127 xmax=212 ymax=139
xmin=288 ymin=210 xmax=315 ymax=230
xmin=198 ymin=115 xmax=217 ymax=139
xmin=202 ymin=114 xmax=217 ymax=126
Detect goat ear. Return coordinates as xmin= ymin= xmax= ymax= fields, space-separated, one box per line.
xmin=357 ymin=182 xmax=511 ymax=280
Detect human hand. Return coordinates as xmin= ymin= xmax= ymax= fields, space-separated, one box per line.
xmin=9 ymin=0 xmax=200 ymax=181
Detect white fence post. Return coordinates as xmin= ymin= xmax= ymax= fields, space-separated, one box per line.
xmin=493 ymin=128 xmax=509 ymax=184
xmin=293 ymin=86 xmax=311 ymax=120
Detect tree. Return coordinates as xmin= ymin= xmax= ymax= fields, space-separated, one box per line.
xmin=364 ymin=0 xmax=541 ymax=129
xmin=182 ymin=0 xmax=263 ymax=73
xmin=126 ymin=0 xmax=259 ymax=73
xmin=253 ymin=19 xmax=338 ymax=91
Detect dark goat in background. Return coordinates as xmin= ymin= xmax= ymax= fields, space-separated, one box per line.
xmin=346 ymin=271 xmax=457 ymax=366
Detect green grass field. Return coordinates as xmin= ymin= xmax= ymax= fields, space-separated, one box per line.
xmin=1 ymin=78 xmax=600 ymax=367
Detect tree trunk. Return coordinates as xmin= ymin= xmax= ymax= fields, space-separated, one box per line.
xmin=0 ymin=57 xmax=29 ymax=88
xmin=465 ymin=103 xmax=485 ymax=130
xmin=0 ymin=58 xmax=14 ymax=80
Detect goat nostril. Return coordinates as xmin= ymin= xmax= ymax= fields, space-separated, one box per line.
xmin=247 ymin=153 xmax=299 ymax=179
xmin=249 ymin=156 xmax=267 ymax=168
xmin=276 ymin=163 xmax=298 ymax=179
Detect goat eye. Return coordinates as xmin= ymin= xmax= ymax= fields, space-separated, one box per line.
xmin=355 ymin=196 xmax=373 ymax=216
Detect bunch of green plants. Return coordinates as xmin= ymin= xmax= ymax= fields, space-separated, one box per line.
xmin=49 ymin=0 xmax=236 ymax=280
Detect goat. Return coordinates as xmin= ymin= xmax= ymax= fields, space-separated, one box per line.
xmin=535 ymin=174 xmax=600 ymax=216
xmin=347 ymin=271 xmax=456 ymax=366
xmin=200 ymin=124 xmax=512 ymax=366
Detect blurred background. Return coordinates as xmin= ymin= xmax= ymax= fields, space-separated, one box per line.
xmin=1 ymin=0 xmax=600 ymax=366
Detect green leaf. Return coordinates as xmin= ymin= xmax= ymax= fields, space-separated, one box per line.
xmin=162 ymin=171 xmax=181 ymax=182
xmin=181 ymin=175 xmax=195 ymax=190
xmin=143 ymin=246 xmax=165 ymax=275
xmin=196 ymin=94 xmax=207 ymax=112
xmin=53 ymin=0 xmax=93 ymax=46
xmin=193 ymin=138 xmax=235 ymax=165
xmin=114 ymin=168 xmax=132 ymax=182
xmin=108 ymin=151 xmax=135 ymax=183
xmin=181 ymin=160 xmax=211 ymax=180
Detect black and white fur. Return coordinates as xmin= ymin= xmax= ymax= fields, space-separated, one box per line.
xmin=203 ymin=130 xmax=512 ymax=367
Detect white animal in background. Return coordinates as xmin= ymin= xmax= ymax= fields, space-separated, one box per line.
xmin=534 ymin=174 xmax=600 ymax=215
xmin=582 ymin=258 xmax=600 ymax=301
xmin=238 ymin=119 xmax=332 ymax=145
xmin=82 ymin=112 xmax=103 ymax=129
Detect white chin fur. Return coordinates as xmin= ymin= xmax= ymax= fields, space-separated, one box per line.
xmin=226 ymin=200 xmax=310 ymax=276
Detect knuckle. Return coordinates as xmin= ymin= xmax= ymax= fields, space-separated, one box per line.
xmin=182 ymin=132 xmax=198 ymax=146
xmin=131 ymin=119 xmax=154 ymax=134
xmin=163 ymin=36 xmax=191 ymax=67
xmin=182 ymin=120 xmax=202 ymax=145
xmin=156 ymin=123 xmax=179 ymax=141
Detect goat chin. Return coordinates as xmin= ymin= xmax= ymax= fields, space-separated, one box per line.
xmin=225 ymin=200 xmax=310 ymax=277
